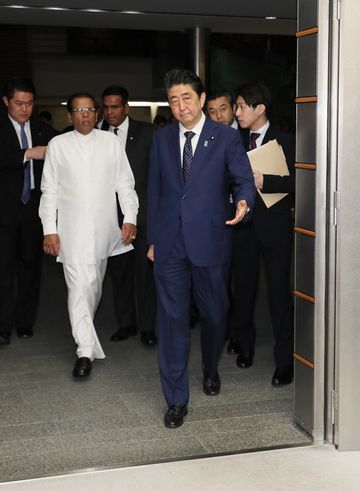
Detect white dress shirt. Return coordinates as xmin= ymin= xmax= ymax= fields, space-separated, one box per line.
xmin=179 ymin=112 xmax=206 ymax=163
xmin=231 ymin=119 xmax=239 ymax=130
xmin=109 ymin=116 xmax=129 ymax=148
xmin=39 ymin=129 xmax=138 ymax=264
xmin=250 ymin=120 xmax=270 ymax=148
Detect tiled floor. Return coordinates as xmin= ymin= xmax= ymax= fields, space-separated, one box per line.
xmin=1 ymin=445 xmax=359 ymax=491
xmin=0 ymin=258 xmax=311 ymax=483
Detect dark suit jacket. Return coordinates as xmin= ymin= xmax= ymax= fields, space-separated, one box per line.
xmin=100 ymin=117 xmax=154 ymax=226
xmin=148 ymin=118 xmax=256 ymax=267
xmin=236 ymin=124 xmax=295 ymax=246
xmin=0 ymin=116 xmax=57 ymax=225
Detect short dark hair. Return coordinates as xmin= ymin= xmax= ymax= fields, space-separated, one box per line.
xmin=206 ymin=89 xmax=234 ymax=106
xmin=101 ymin=85 xmax=129 ymax=104
xmin=236 ymin=82 xmax=272 ymax=117
xmin=164 ymin=69 xmax=204 ymax=97
xmin=66 ymin=92 xmax=97 ymax=113
xmin=3 ymin=76 xmax=36 ymax=99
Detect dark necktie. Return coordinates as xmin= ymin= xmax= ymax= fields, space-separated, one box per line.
xmin=182 ymin=131 xmax=195 ymax=182
xmin=113 ymin=127 xmax=119 ymax=135
xmin=20 ymin=123 xmax=31 ymax=204
xmin=249 ymin=132 xmax=260 ymax=150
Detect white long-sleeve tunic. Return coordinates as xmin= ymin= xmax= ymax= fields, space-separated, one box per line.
xmin=39 ymin=129 xmax=138 ymax=264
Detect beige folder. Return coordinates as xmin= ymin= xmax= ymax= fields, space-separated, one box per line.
xmin=247 ymin=139 xmax=289 ymax=208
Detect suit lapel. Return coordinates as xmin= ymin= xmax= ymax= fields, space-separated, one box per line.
xmin=30 ymin=120 xmax=43 ymax=146
xmin=125 ymin=117 xmax=137 ymax=153
xmin=184 ymin=118 xmax=218 ymax=186
xmin=166 ymin=122 xmax=183 ymax=184
xmin=4 ymin=116 xmax=21 ymax=149
xmin=262 ymin=125 xmax=274 ymax=145
xmin=239 ymin=128 xmax=250 ymax=150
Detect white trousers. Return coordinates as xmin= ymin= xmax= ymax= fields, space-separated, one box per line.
xmin=63 ymin=259 xmax=107 ymax=360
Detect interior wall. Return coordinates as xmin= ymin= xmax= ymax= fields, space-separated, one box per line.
xmin=335 ymin=0 xmax=360 ymax=451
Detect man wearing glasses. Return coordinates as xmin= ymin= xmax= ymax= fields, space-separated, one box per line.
xmin=39 ymin=92 xmax=138 ymax=378
xmin=99 ymin=85 xmax=157 ymax=348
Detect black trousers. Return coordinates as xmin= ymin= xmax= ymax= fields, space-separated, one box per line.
xmin=231 ymin=225 xmax=294 ymax=368
xmin=107 ymin=225 xmax=156 ymax=333
xmin=0 ymin=197 xmax=43 ymax=337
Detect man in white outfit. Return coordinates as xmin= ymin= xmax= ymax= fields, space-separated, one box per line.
xmin=39 ymin=92 xmax=138 ymax=378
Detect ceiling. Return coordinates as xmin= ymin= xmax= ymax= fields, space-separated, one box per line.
xmin=0 ymin=1 xmax=297 ymax=35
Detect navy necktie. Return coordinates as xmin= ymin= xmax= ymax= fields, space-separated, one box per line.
xmin=182 ymin=131 xmax=195 ymax=182
xmin=20 ymin=123 xmax=31 ymax=204
xmin=249 ymin=132 xmax=260 ymax=150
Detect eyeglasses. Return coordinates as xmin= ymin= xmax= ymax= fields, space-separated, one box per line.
xmin=71 ymin=107 xmax=97 ymax=113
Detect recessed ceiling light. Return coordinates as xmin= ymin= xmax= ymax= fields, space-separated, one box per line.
xmin=129 ymin=101 xmax=168 ymax=107
xmin=84 ymin=9 xmax=106 ymax=13
xmin=265 ymin=16 xmax=277 ymax=20
xmin=43 ymin=6 xmax=69 ymax=11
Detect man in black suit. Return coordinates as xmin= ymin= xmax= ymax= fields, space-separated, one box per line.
xmin=232 ymin=82 xmax=295 ymax=386
xmin=99 ymin=85 xmax=157 ymax=346
xmin=0 ymin=77 xmax=56 ymax=345
xmin=206 ymin=89 xmax=238 ymax=130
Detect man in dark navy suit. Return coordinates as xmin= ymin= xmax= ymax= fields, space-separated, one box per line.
xmin=0 ymin=77 xmax=56 ymax=345
xmin=99 ymin=85 xmax=157 ymax=347
xmin=232 ymin=82 xmax=295 ymax=386
xmin=147 ymin=69 xmax=256 ymax=428
xmin=206 ymin=89 xmax=238 ymax=130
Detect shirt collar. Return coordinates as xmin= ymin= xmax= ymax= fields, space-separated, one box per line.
xmin=111 ymin=115 xmax=129 ymax=133
xmin=8 ymin=114 xmax=30 ymax=130
xmin=74 ymin=128 xmax=96 ymax=139
xmin=250 ymin=120 xmax=270 ymax=138
xmin=179 ymin=112 xmax=206 ymax=136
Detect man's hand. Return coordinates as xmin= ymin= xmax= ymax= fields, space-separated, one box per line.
xmin=253 ymin=170 xmax=264 ymax=190
xmin=43 ymin=234 xmax=60 ymax=256
xmin=147 ymin=245 xmax=154 ymax=262
xmin=225 ymin=200 xmax=249 ymax=226
xmin=122 ymin=223 xmax=137 ymax=245
xmin=25 ymin=146 xmax=47 ymax=161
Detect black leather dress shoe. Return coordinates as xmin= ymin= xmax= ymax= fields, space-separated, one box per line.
xmin=72 ymin=357 xmax=92 ymax=378
xmin=17 ymin=329 xmax=33 ymax=339
xmin=236 ymin=351 xmax=254 ymax=368
xmin=0 ymin=333 xmax=10 ymax=345
xmin=110 ymin=326 xmax=136 ymax=342
xmin=164 ymin=405 xmax=188 ymax=429
xmin=271 ymin=365 xmax=294 ymax=386
xmin=203 ymin=373 xmax=221 ymax=396
xmin=227 ymin=339 xmax=241 ymax=355
xmin=140 ymin=331 xmax=157 ymax=346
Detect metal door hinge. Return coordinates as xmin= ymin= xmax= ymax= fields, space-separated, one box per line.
xmin=331 ymin=389 xmax=338 ymax=425
xmin=333 ymin=190 xmax=340 ymax=226
xmin=337 ymin=0 xmax=342 ymax=20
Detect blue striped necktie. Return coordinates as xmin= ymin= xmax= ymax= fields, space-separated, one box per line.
xmin=20 ymin=123 xmax=31 ymax=204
